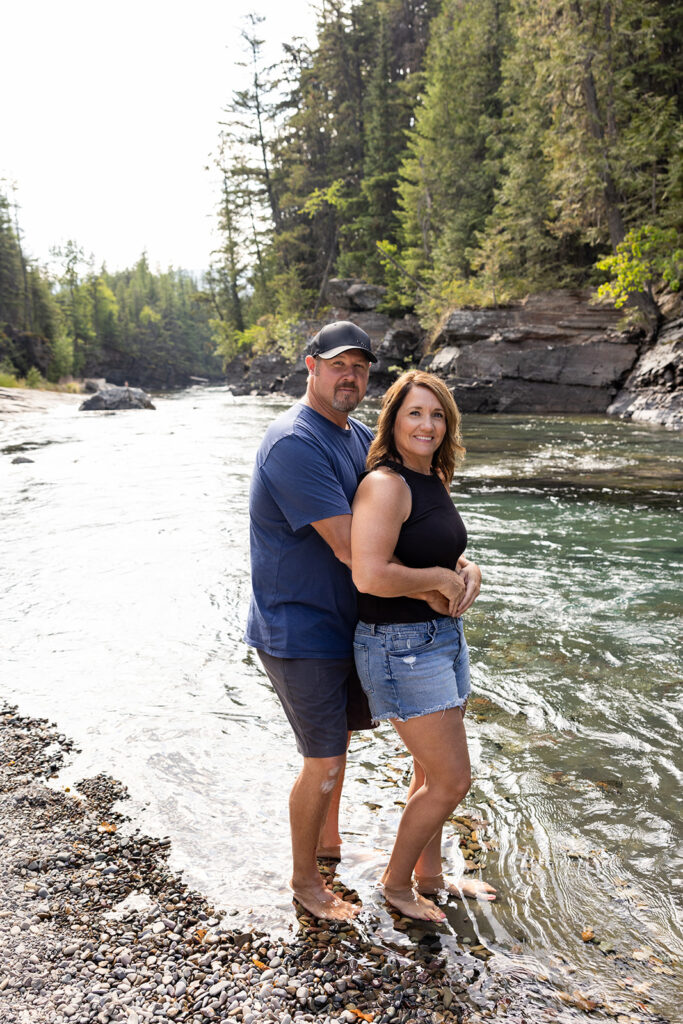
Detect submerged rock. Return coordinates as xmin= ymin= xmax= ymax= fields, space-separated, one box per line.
xmin=79 ymin=385 xmax=155 ymax=411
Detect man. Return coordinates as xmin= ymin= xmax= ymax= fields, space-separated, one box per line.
xmin=245 ymin=321 xmax=480 ymax=921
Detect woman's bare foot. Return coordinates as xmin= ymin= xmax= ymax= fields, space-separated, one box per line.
xmin=316 ymin=844 xmax=341 ymax=861
xmin=415 ymin=873 xmax=497 ymax=901
xmin=382 ymin=883 xmax=446 ymax=922
xmin=290 ymin=881 xmax=359 ymax=921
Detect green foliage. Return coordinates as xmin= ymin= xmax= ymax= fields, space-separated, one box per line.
xmin=467 ymin=0 xmax=683 ymax=304
xmin=212 ymin=319 xmax=250 ymax=366
xmin=0 ymin=187 xmax=222 ymax=385
xmin=302 ymin=179 xmax=348 ymax=219
xmin=396 ymin=0 xmax=509 ymax=288
xmin=0 ymin=353 xmax=19 ymax=387
xmin=215 ymin=313 xmax=303 ymax=369
xmin=375 ymin=241 xmax=416 ymax=314
xmin=213 ymin=0 xmax=440 ymax=328
xmin=46 ymin=332 xmax=74 ymax=382
xmin=597 ymin=226 xmax=683 ymax=308
xmin=25 ymin=365 xmax=44 ymax=388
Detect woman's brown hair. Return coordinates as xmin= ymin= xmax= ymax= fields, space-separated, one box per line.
xmin=366 ymin=371 xmax=465 ymax=485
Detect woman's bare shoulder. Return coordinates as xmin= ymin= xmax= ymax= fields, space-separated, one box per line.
xmin=359 ymin=464 xmax=408 ymax=490
xmin=355 ymin=465 xmax=411 ymax=515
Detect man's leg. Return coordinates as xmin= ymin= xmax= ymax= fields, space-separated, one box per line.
xmin=290 ymin=752 xmax=358 ymax=919
xmin=257 ymin=653 xmax=359 ymax=920
xmin=317 ymin=732 xmax=351 ymax=859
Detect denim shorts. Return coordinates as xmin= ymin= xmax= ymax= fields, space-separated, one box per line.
xmin=353 ymin=616 xmax=471 ymax=723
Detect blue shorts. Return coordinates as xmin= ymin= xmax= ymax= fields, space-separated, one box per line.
xmin=353 ymin=616 xmax=471 ymax=723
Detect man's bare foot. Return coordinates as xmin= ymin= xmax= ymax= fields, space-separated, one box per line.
xmin=382 ymin=883 xmax=446 ymax=922
xmin=415 ymin=873 xmax=497 ymax=901
xmin=316 ymin=844 xmax=341 ymax=861
xmin=290 ymin=881 xmax=359 ymax=921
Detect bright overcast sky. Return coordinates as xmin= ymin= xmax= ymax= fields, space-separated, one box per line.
xmin=2 ymin=0 xmax=317 ymax=276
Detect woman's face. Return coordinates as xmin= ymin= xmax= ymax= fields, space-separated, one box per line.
xmin=392 ymin=384 xmax=447 ymax=470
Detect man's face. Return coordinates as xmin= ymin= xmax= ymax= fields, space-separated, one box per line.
xmin=306 ymin=350 xmax=371 ymax=416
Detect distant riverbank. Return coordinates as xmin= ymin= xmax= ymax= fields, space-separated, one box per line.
xmin=0 ymin=386 xmax=82 ymax=416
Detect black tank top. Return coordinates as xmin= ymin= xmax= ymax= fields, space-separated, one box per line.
xmin=357 ymin=461 xmax=467 ymax=624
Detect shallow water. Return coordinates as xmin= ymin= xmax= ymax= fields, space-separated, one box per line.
xmin=1 ymin=390 xmax=681 ymax=1019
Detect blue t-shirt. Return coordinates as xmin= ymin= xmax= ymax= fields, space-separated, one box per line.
xmin=245 ymin=403 xmax=373 ymax=659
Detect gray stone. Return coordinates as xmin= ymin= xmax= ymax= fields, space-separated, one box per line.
xmin=607 ymin=315 xmax=683 ymax=429
xmin=346 ymin=282 xmax=387 ymax=311
xmin=80 ymin=385 xmax=155 ymax=411
xmin=325 ymin=278 xmax=359 ymax=308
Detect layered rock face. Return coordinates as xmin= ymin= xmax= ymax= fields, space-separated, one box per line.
xmin=607 ymin=316 xmax=683 ymax=429
xmin=421 ymin=291 xmax=641 ymax=414
xmin=221 ymin=283 xmax=680 ymax=429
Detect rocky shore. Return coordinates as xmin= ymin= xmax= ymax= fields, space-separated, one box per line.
xmin=0 ymin=706 xmax=524 ymax=1024
xmin=3 ymin=700 xmax=677 ymax=1024
xmin=223 ymin=283 xmax=682 ymax=430
xmin=0 ymin=387 xmax=82 ymax=417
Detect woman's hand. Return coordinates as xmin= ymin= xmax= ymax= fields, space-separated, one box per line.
xmin=456 ymin=558 xmax=482 ymax=615
xmin=437 ymin=568 xmax=467 ymax=616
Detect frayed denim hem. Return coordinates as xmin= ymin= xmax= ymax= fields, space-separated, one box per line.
xmin=369 ymin=696 xmax=468 ymax=724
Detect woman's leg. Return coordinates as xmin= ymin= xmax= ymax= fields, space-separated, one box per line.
xmin=410 ymin=743 xmax=496 ymax=901
xmin=382 ymin=708 xmax=471 ymax=921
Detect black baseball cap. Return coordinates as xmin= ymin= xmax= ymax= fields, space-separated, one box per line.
xmin=307 ymin=321 xmax=377 ymax=363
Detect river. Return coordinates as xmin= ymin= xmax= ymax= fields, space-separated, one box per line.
xmin=1 ymin=387 xmax=681 ymax=1020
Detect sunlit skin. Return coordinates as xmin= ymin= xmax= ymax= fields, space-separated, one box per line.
xmin=303 ymin=350 xmax=371 ymax=427
xmin=280 ymin=347 xmax=371 ymax=922
xmin=351 ymin=382 xmax=495 ymax=920
xmin=392 ymin=385 xmax=448 ymax=474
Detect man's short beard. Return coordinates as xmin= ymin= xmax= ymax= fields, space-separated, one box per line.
xmin=331 ymin=389 xmax=360 ymax=412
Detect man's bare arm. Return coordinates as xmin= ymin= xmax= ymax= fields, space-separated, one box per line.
xmin=311 ymin=514 xmax=451 ymax=604
xmin=311 ymin=514 xmax=353 ymax=568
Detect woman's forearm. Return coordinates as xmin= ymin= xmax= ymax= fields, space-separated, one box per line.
xmin=353 ymin=560 xmax=456 ymax=598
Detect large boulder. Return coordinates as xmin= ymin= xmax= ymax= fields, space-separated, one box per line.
xmin=326 ymin=278 xmax=388 ymax=312
xmin=79 ymin=385 xmax=155 ymax=411
xmin=607 ymin=316 xmax=683 ymax=429
xmin=422 ymin=290 xmax=641 ymax=414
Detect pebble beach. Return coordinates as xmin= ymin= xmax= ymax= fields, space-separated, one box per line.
xmin=1 ymin=706 xmax=526 ymax=1024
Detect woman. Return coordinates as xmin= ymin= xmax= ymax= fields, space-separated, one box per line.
xmin=351 ymin=370 xmax=496 ymax=922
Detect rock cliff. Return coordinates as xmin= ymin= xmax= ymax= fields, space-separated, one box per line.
xmin=420 ymin=291 xmax=643 ymax=414
xmin=606 ymin=316 xmax=683 ymax=429
xmin=223 ymin=281 xmax=680 ymax=429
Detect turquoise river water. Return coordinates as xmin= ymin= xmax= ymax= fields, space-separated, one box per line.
xmin=1 ymin=388 xmax=681 ymax=1021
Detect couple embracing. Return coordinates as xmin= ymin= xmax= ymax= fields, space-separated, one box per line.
xmin=245 ymin=321 xmax=495 ymax=923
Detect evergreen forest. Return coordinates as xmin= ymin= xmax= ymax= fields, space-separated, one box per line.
xmin=1 ymin=0 xmax=681 ymax=387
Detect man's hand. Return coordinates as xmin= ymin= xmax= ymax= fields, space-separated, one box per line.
xmin=419 ymin=590 xmax=451 ymax=616
xmin=456 ymin=558 xmax=482 ymax=615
